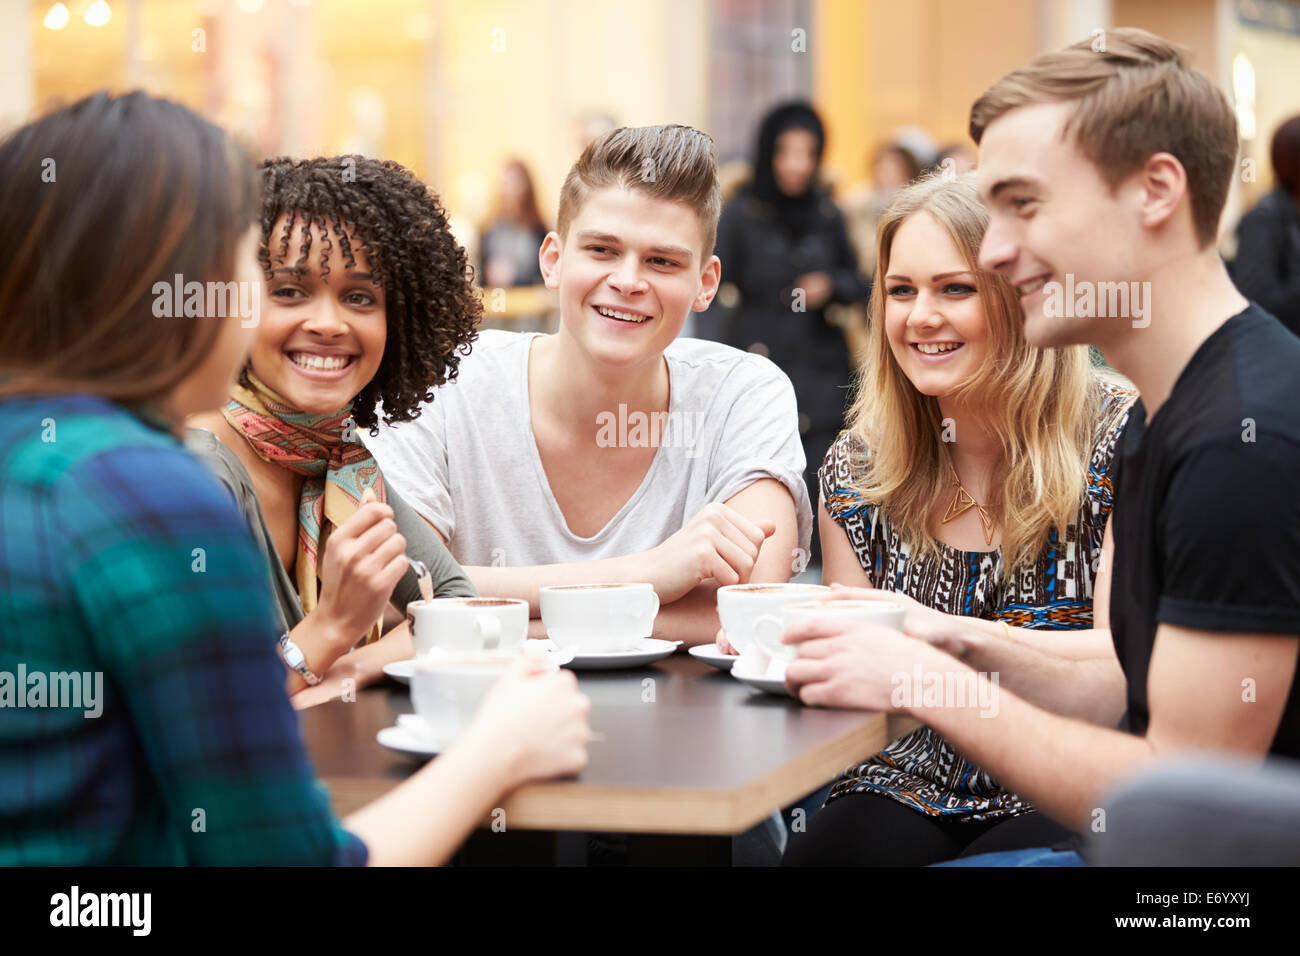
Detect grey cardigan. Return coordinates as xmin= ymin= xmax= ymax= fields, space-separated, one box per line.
xmin=185 ymin=427 xmax=476 ymax=638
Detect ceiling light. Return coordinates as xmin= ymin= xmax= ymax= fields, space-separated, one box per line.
xmin=83 ymin=1 xmax=111 ymax=27
xmin=43 ymin=3 xmax=69 ymax=29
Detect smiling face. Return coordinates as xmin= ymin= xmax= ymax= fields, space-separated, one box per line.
xmin=883 ymin=210 xmax=990 ymax=399
xmin=540 ymin=185 xmax=720 ymax=372
xmin=976 ymin=101 xmax=1141 ymax=349
xmin=252 ymin=215 xmax=387 ymax=413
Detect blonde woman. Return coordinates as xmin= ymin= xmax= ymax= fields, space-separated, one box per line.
xmin=782 ymin=173 xmax=1136 ymax=866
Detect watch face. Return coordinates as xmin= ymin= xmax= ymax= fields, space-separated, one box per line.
xmin=279 ymin=638 xmax=319 ymax=683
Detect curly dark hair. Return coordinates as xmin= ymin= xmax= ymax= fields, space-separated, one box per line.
xmin=256 ymin=155 xmax=482 ymax=432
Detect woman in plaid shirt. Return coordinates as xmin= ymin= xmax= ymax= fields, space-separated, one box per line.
xmin=0 ymin=92 xmax=590 ymax=866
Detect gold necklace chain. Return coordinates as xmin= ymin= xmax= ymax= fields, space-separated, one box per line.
xmin=941 ymin=457 xmax=996 ymax=546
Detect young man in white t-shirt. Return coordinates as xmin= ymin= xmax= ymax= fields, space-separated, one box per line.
xmin=366 ymin=125 xmax=812 ymax=649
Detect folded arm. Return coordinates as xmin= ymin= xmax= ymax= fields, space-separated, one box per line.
xmin=443 ymin=478 xmax=799 ymax=647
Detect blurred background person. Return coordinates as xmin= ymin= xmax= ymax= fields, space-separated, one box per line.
xmin=705 ymin=101 xmax=870 ymax=566
xmin=931 ymin=142 xmax=978 ymax=177
xmin=480 ymin=159 xmax=549 ymax=290
xmin=477 ymin=158 xmax=553 ymax=332
xmin=1232 ymin=114 xmax=1300 ymax=338
xmin=577 ymin=109 xmax=620 ymax=153
xmin=844 ymin=140 xmax=925 ymax=281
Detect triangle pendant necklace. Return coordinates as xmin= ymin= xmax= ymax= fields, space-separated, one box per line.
xmin=941 ymin=458 xmax=996 ymax=547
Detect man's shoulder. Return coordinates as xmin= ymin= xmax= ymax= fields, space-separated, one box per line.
xmin=460 ymin=328 xmax=532 ymax=366
xmin=1242 ymin=189 xmax=1297 ymax=225
xmin=666 ymin=336 xmax=792 ymax=389
xmin=433 ymin=329 xmax=532 ymax=398
xmin=1201 ymin=308 xmax=1297 ymax=421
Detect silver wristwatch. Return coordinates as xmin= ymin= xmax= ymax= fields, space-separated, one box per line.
xmin=278 ymin=632 xmax=323 ymax=685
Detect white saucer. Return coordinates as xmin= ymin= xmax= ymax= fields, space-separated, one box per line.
xmin=688 ymin=642 xmax=738 ymax=671
xmin=730 ymin=656 xmax=794 ymax=697
xmin=381 ymin=659 xmax=418 ymax=684
xmin=546 ymin=638 xmax=680 ymax=670
xmin=376 ymin=714 xmax=451 ymax=759
xmin=382 ymin=644 xmax=574 ymax=684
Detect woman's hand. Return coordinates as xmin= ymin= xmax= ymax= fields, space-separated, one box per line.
xmin=315 ymin=497 xmax=409 ymax=649
xmin=459 ymin=657 xmax=592 ymax=790
xmin=290 ymin=624 xmax=415 ymax=710
xmin=794 ymin=272 xmax=833 ymax=310
xmin=818 ymin=582 xmax=975 ymax=659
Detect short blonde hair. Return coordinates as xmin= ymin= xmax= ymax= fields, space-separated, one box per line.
xmin=843 ymin=173 xmax=1101 ymax=576
xmin=556 ymin=125 xmax=721 ymax=257
xmin=969 ymin=27 xmax=1238 ymax=247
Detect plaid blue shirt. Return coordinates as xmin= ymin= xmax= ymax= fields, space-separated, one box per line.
xmin=0 ymin=394 xmax=366 ymax=865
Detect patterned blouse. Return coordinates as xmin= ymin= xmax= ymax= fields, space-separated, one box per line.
xmin=818 ymin=377 xmax=1136 ymax=822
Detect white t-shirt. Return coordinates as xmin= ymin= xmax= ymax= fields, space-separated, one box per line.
xmin=363 ymin=330 xmax=812 ymax=569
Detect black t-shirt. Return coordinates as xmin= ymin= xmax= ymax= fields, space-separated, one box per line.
xmin=1109 ymin=304 xmax=1300 ymax=757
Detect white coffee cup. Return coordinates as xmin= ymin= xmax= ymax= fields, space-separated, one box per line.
xmin=539 ymin=583 xmax=659 ymax=653
xmin=408 ymin=597 xmax=530 ymax=658
xmin=716 ymin=582 xmax=830 ymax=656
xmin=410 ymin=653 xmax=533 ymax=740
xmin=753 ymin=599 xmax=907 ymax=662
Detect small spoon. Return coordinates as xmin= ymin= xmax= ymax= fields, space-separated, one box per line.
xmin=408 ymin=557 xmax=434 ymax=603
xmin=361 ymin=486 xmax=434 ymax=603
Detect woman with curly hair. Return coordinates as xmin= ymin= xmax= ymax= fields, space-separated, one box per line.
xmin=188 ymin=155 xmax=483 ymax=703
xmin=2 ymin=93 xmax=589 ymax=865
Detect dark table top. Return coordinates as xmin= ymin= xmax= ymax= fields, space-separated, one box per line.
xmin=300 ymin=652 xmax=917 ymax=835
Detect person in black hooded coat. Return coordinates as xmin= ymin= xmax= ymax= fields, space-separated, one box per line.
xmin=703 ymin=102 xmax=870 ymax=565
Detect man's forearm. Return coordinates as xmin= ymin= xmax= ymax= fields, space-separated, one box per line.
xmin=523 ymin=584 xmax=722 ymax=647
xmin=906 ymin=643 xmax=1155 ymax=828
xmin=462 ymin=555 xmax=641 ymax=615
xmin=956 ymin=623 xmax=1127 ymax=725
xmin=649 ymin=584 xmax=721 ymax=647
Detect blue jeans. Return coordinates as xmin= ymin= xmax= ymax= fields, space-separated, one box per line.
xmin=932 ymin=846 xmax=1085 ymax=867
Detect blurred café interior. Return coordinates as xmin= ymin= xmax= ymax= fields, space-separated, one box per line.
xmin=3 ymin=0 xmax=1299 ymax=302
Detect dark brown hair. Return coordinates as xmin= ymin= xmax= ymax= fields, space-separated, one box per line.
xmin=556 ymin=125 xmax=721 ymax=257
xmin=969 ymin=27 xmax=1238 ymax=247
xmin=0 ymin=91 xmax=257 ymax=411
xmin=1271 ymin=115 xmax=1300 ymax=196
xmin=491 ymin=158 xmax=546 ymax=233
xmin=257 ymin=156 xmax=482 ymax=432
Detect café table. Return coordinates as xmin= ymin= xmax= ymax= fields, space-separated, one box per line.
xmin=300 ymin=651 xmax=919 ymax=865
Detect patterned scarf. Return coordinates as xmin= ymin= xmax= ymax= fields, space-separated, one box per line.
xmin=223 ymin=370 xmax=386 ymax=647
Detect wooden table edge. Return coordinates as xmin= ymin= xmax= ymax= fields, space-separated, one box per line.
xmin=320 ymin=713 xmax=921 ymax=836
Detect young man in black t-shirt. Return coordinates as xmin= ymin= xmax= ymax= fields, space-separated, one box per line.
xmin=779 ymin=28 xmax=1300 ymax=840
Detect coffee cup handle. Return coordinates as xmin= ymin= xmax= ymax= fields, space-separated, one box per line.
xmin=751 ymin=613 xmax=787 ymax=658
xmin=475 ymin=615 xmax=502 ymax=651
xmin=613 ymin=591 xmax=660 ymax=640
xmin=641 ymin=590 xmax=660 ymax=623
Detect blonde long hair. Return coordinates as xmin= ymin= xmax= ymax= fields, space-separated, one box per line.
xmin=844 ymin=172 xmax=1099 ymax=575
